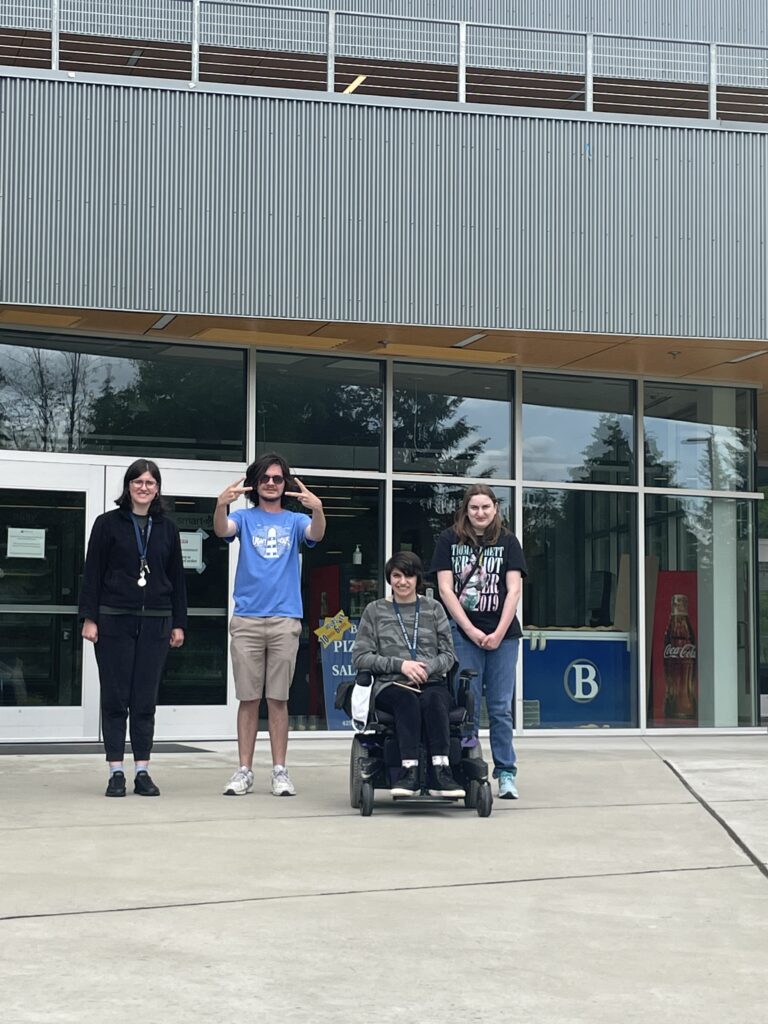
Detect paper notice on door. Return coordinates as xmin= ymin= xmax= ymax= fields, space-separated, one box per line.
xmin=179 ymin=531 xmax=204 ymax=571
xmin=7 ymin=527 xmax=46 ymax=559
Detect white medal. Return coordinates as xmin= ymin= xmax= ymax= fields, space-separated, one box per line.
xmin=137 ymin=572 xmax=147 ymax=588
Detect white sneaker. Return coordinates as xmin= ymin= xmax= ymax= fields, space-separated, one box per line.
xmin=223 ymin=767 xmax=253 ymax=796
xmin=271 ymin=766 xmax=296 ymax=797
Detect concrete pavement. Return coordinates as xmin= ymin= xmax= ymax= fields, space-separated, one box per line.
xmin=1 ymin=735 xmax=766 ymax=1023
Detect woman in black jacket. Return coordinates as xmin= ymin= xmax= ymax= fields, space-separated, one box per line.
xmin=79 ymin=459 xmax=187 ymax=797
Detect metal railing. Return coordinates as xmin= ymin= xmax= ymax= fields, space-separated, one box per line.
xmin=2 ymin=1 xmax=768 ymax=122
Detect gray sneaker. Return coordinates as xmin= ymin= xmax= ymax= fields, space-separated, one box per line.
xmin=271 ymin=766 xmax=296 ymax=797
xmin=223 ymin=767 xmax=253 ymax=796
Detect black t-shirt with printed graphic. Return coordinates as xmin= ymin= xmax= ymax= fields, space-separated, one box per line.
xmin=430 ymin=528 xmax=528 ymax=640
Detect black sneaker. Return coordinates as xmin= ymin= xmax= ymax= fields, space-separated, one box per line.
xmin=134 ymin=771 xmax=160 ymax=797
xmin=429 ymin=766 xmax=465 ymax=798
xmin=105 ymin=771 xmax=126 ymax=798
xmin=391 ymin=766 xmax=420 ymax=797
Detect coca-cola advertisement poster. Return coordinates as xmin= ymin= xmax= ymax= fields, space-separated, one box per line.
xmin=650 ymin=571 xmax=698 ymax=726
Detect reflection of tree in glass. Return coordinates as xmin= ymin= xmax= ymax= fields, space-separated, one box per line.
xmin=522 ymin=489 xmax=567 ymax=627
xmin=644 ymin=433 xmax=679 ymax=488
xmin=89 ymin=358 xmax=241 ymax=457
xmin=257 ymin=378 xmax=381 ymax=451
xmin=685 ymin=500 xmax=713 ymax=570
xmin=0 ymin=367 xmax=11 ymax=447
xmin=0 ymin=347 xmax=96 ymax=451
xmin=394 ymin=388 xmax=489 ymax=476
xmin=570 ymin=414 xmax=633 ymax=485
xmin=701 ymin=428 xmax=751 ymax=490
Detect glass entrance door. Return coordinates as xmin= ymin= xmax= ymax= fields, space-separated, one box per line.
xmin=104 ymin=465 xmax=241 ymax=739
xmin=0 ymin=460 xmax=104 ymax=740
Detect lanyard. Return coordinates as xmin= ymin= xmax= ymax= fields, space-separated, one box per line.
xmin=130 ymin=514 xmax=153 ymax=586
xmin=392 ymin=597 xmax=420 ymax=659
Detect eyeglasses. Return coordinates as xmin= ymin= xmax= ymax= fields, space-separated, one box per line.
xmin=130 ymin=479 xmax=158 ymax=490
xmin=259 ymin=474 xmax=285 ymax=485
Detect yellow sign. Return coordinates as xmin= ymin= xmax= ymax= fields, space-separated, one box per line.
xmin=314 ymin=610 xmax=353 ymax=648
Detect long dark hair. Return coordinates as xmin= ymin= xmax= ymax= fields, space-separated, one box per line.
xmin=115 ymin=459 xmax=165 ymax=516
xmin=453 ymin=484 xmax=508 ymax=546
xmin=243 ymin=452 xmax=293 ymax=507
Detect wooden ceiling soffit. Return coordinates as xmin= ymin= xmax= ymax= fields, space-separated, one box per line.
xmin=0 ymin=308 xmax=82 ymax=328
xmin=563 ymin=341 xmax=753 ymax=376
xmin=193 ymin=328 xmax=351 ymax=349
xmin=75 ymin=311 xmax=161 ymax=333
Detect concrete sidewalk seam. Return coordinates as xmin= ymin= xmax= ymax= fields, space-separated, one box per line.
xmin=0 ymin=862 xmax=750 ymax=924
xmin=663 ymin=759 xmax=768 ymax=881
xmin=0 ymin=798 xmax=702 ymax=835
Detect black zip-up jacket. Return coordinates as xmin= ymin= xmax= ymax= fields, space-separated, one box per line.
xmin=78 ymin=507 xmax=188 ymax=629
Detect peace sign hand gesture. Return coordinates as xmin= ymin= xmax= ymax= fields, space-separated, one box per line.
xmin=216 ymin=477 xmax=252 ymax=508
xmin=285 ymin=477 xmax=323 ymax=512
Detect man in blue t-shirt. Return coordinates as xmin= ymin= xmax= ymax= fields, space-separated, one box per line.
xmin=214 ymin=452 xmax=326 ymax=797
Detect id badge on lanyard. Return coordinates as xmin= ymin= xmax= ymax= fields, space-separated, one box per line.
xmin=131 ymin=515 xmax=153 ymax=588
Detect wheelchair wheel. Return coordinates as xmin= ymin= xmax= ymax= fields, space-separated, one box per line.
xmin=463 ymin=741 xmax=483 ymax=808
xmin=360 ymin=781 xmax=374 ymax=817
xmin=476 ymin=782 xmax=493 ymax=818
xmin=349 ymin=736 xmax=364 ymax=809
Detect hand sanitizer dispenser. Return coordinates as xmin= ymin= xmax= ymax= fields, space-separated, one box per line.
xmin=352 ymin=544 xmax=362 ymax=565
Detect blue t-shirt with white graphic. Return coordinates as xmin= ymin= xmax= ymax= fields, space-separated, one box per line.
xmin=227 ymin=506 xmax=314 ymax=618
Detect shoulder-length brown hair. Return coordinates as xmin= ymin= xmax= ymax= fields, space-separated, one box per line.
xmin=114 ymin=458 xmax=165 ymax=517
xmin=453 ymin=484 xmax=508 ymax=547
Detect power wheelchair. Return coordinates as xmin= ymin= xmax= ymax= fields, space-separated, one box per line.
xmin=335 ymin=667 xmax=493 ymax=817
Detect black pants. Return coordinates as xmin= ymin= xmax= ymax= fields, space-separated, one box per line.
xmin=94 ymin=615 xmax=172 ymax=762
xmin=375 ymin=683 xmax=452 ymax=761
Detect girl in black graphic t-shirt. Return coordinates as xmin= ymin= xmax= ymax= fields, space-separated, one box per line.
xmin=431 ymin=485 xmax=527 ymax=799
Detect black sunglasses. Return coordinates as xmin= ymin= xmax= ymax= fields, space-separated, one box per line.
xmin=259 ymin=474 xmax=285 ymax=485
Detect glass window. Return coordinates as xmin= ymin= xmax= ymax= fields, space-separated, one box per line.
xmin=0 ymin=489 xmax=84 ymax=706
xmin=0 ymin=331 xmax=246 ymax=461
xmin=162 ymin=495 xmax=229 ymax=705
xmin=255 ymin=352 xmax=383 ymax=470
xmin=757 ymin=467 xmax=768 ymax=725
xmin=645 ymin=495 xmax=756 ymax=727
xmin=523 ymin=374 xmax=635 ymax=485
xmin=283 ymin=478 xmax=383 ymax=730
xmin=644 ymin=383 xmax=754 ymax=490
xmin=392 ymin=482 xmax=514 ymax=571
xmin=522 ymin=488 xmax=638 ymax=728
xmin=393 ymin=363 xmax=512 ymax=477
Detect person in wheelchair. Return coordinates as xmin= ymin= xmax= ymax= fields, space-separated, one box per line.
xmin=352 ymin=551 xmax=465 ymax=798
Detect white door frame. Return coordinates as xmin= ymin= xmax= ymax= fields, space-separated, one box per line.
xmin=0 ymin=459 xmax=105 ymax=741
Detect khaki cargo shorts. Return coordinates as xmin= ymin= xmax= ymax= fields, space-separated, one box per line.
xmin=229 ymin=615 xmax=303 ymax=701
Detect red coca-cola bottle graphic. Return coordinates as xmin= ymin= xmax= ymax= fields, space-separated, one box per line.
xmin=663 ymin=594 xmax=697 ymax=720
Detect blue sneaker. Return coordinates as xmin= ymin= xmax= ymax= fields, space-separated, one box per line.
xmin=498 ymin=770 xmax=519 ymax=800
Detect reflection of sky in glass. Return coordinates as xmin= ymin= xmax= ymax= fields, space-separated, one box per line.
xmin=458 ymin=398 xmax=510 ymax=476
xmin=523 ymin=406 xmax=633 ymax=483
xmin=645 ymin=419 xmax=749 ymax=490
xmin=0 ymin=346 xmax=134 ymax=390
xmin=394 ymin=387 xmax=511 ymax=477
xmin=0 ymin=345 xmax=140 ymax=448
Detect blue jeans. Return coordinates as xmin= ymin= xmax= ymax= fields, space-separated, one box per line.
xmin=450 ymin=623 xmax=518 ymax=777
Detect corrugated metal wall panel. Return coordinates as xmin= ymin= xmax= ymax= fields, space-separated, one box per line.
xmin=466 ymin=25 xmax=584 ymax=75
xmin=61 ymin=1 xmax=192 ymax=43
xmin=276 ymin=1 xmax=768 ymax=47
xmin=1 ymin=77 xmax=767 ymax=339
xmin=593 ymin=36 xmax=709 ymax=84
xmin=336 ymin=12 xmax=456 ymax=65
xmin=3 ymin=3 xmax=768 ymax=86
xmin=3 ymin=1 xmax=768 ymax=46
xmin=201 ymin=2 xmax=326 ymax=54
xmin=0 ymin=0 xmax=49 ymax=30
